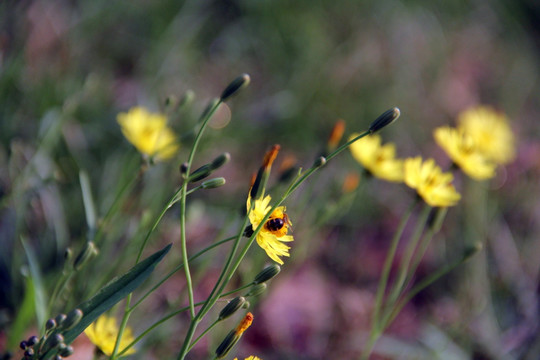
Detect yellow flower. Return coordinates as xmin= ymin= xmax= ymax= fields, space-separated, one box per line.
xmin=247 ymin=195 xmax=293 ymax=265
xmin=117 ymin=106 xmax=179 ymax=160
xmin=404 ymin=157 xmax=461 ymax=207
xmin=457 ymin=105 xmax=515 ymax=164
xmin=434 ymin=126 xmax=496 ymax=180
xmin=234 ymin=357 xmax=262 ymax=360
xmin=349 ymin=134 xmax=403 ymax=182
xmin=84 ymin=314 xmax=136 ymax=356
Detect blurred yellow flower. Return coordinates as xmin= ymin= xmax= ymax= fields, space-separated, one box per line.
xmin=349 ymin=134 xmax=403 ymax=182
xmin=234 ymin=357 xmax=262 ymax=360
xmin=404 ymin=157 xmax=461 ymax=207
xmin=247 ymin=195 xmax=293 ymax=265
xmin=457 ymin=105 xmax=515 ymax=165
xmin=434 ymin=126 xmax=496 ymax=180
xmin=117 ymin=106 xmax=179 ymax=161
xmin=84 ymin=314 xmax=136 ymax=356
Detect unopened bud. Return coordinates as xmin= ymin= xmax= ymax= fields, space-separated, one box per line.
xmin=45 ymin=318 xmax=57 ymax=331
xmin=64 ymin=248 xmax=72 ymax=261
xmin=313 ymin=156 xmax=327 ymax=168
xmin=42 ymin=334 xmax=64 ymax=353
xmin=249 ymin=168 xmax=264 ymax=200
xmin=188 ymin=164 xmax=212 ymax=183
xmin=215 ymin=331 xmax=239 ymax=359
xmin=201 ymin=177 xmax=226 ymax=189
xmin=57 ymin=309 xmax=83 ymax=331
xmin=245 ymin=283 xmax=267 ymax=297
xmin=179 ymin=162 xmax=189 ymax=178
xmin=242 ymin=301 xmax=250 ymax=309
xmin=179 ymin=90 xmax=195 ymax=108
xmin=463 ymin=242 xmax=483 ymax=260
xmin=59 ymin=345 xmax=74 ymax=357
xmin=23 ymin=348 xmax=34 ymax=357
xmin=19 ymin=340 xmax=28 ymax=350
xmin=327 ymin=119 xmax=346 ymax=152
xmin=218 ymin=297 xmax=246 ymax=320
xmin=210 ymin=153 xmax=231 ymax=170
xmin=55 ymin=314 xmax=67 ymax=327
xmin=74 ymin=241 xmax=98 ymax=270
xmin=27 ymin=336 xmax=39 ymax=346
xmin=368 ymin=107 xmax=400 ymax=134
xmin=220 ymin=74 xmax=251 ymax=101
xmin=253 ymin=264 xmax=281 ymax=284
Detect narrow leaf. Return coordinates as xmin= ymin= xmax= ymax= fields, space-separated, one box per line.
xmin=60 ymin=243 xmax=172 ymax=344
xmin=21 ymin=238 xmax=47 ymax=332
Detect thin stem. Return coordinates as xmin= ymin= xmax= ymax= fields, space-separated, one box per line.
xmin=187 ymin=319 xmax=220 ymax=352
xmin=362 ymin=199 xmax=418 ymax=360
xmin=384 ymin=203 xmax=431 ymax=311
xmin=130 ymin=236 xmax=237 ymax=311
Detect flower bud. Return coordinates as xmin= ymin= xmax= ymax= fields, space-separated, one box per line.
xmin=74 ymin=241 xmax=98 ymax=270
xmin=210 ymin=153 xmax=231 ymax=170
xmin=64 ymin=248 xmax=72 ymax=261
xmin=463 ymin=242 xmax=483 ymax=260
xmin=188 ymin=164 xmax=212 ymax=183
xmin=42 ymin=334 xmax=64 ymax=354
xmin=242 ymin=301 xmax=250 ymax=309
xmin=249 ymin=168 xmax=264 ymax=200
xmin=23 ymin=348 xmax=34 ymax=357
xmin=253 ymin=264 xmax=281 ymax=284
xmin=313 ymin=156 xmax=326 ymax=168
xmin=215 ymin=331 xmax=239 ymax=359
xmin=220 ymin=74 xmax=251 ymax=101
xmin=55 ymin=313 xmax=67 ymax=327
xmin=45 ymin=318 xmax=57 ymax=331
xmin=59 ymin=345 xmax=74 ymax=357
xmin=57 ymin=309 xmax=83 ymax=331
xmin=179 ymin=90 xmax=195 ymax=108
xmin=218 ymin=297 xmax=246 ymax=320
xmin=27 ymin=336 xmax=39 ymax=346
xmin=19 ymin=340 xmax=28 ymax=350
xmin=368 ymin=107 xmax=400 ymax=134
xmin=245 ymin=283 xmax=267 ymax=297
xmin=179 ymin=162 xmax=189 ymax=178
xmin=201 ymin=177 xmax=226 ymax=189
xmin=326 ymin=119 xmax=346 ymax=153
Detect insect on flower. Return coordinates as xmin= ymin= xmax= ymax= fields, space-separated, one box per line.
xmin=265 ymin=213 xmax=291 ymax=233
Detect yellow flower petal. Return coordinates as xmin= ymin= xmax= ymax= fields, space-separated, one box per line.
xmin=349 ymin=134 xmax=403 ymax=182
xmin=84 ymin=315 xmax=136 ymax=356
xmin=434 ymin=126 xmax=496 ymax=180
xmin=117 ymin=106 xmax=179 ymax=161
xmin=404 ymin=157 xmax=461 ymax=207
xmin=457 ymin=105 xmax=515 ymax=164
xmin=247 ymin=195 xmax=294 ymax=264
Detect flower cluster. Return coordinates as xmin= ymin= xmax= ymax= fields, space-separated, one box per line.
xmin=434 ymin=105 xmax=514 ymax=180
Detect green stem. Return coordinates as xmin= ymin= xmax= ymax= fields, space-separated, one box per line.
xmin=362 ymin=199 xmax=418 ymax=360
xmin=130 ymin=236 xmax=237 ymax=311
xmin=384 ymin=203 xmax=431 ymax=312
xmin=187 ymin=319 xmax=220 ymax=352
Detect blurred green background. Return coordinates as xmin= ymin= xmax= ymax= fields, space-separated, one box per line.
xmin=1 ymin=0 xmax=540 ymax=359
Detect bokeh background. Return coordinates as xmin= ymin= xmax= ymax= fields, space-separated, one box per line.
xmin=1 ymin=0 xmax=540 ymax=359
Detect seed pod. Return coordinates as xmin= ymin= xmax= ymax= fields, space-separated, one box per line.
xmin=218 ymin=297 xmax=246 ymax=320
xmin=220 ymin=74 xmax=251 ymax=101
xmin=253 ymin=264 xmax=281 ymax=284
xmin=368 ymin=107 xmax=400 ymax=134
xmin=59 ymin=345 xmax=74 ymax=357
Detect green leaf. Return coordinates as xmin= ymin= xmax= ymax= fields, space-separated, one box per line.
xmin=7 ymin=276 xmax=36 ymax=349
xmin=59 ymin=243 xmax=172 ymax=345
xmin=21 ymin=238 xmax=47 ymax=332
